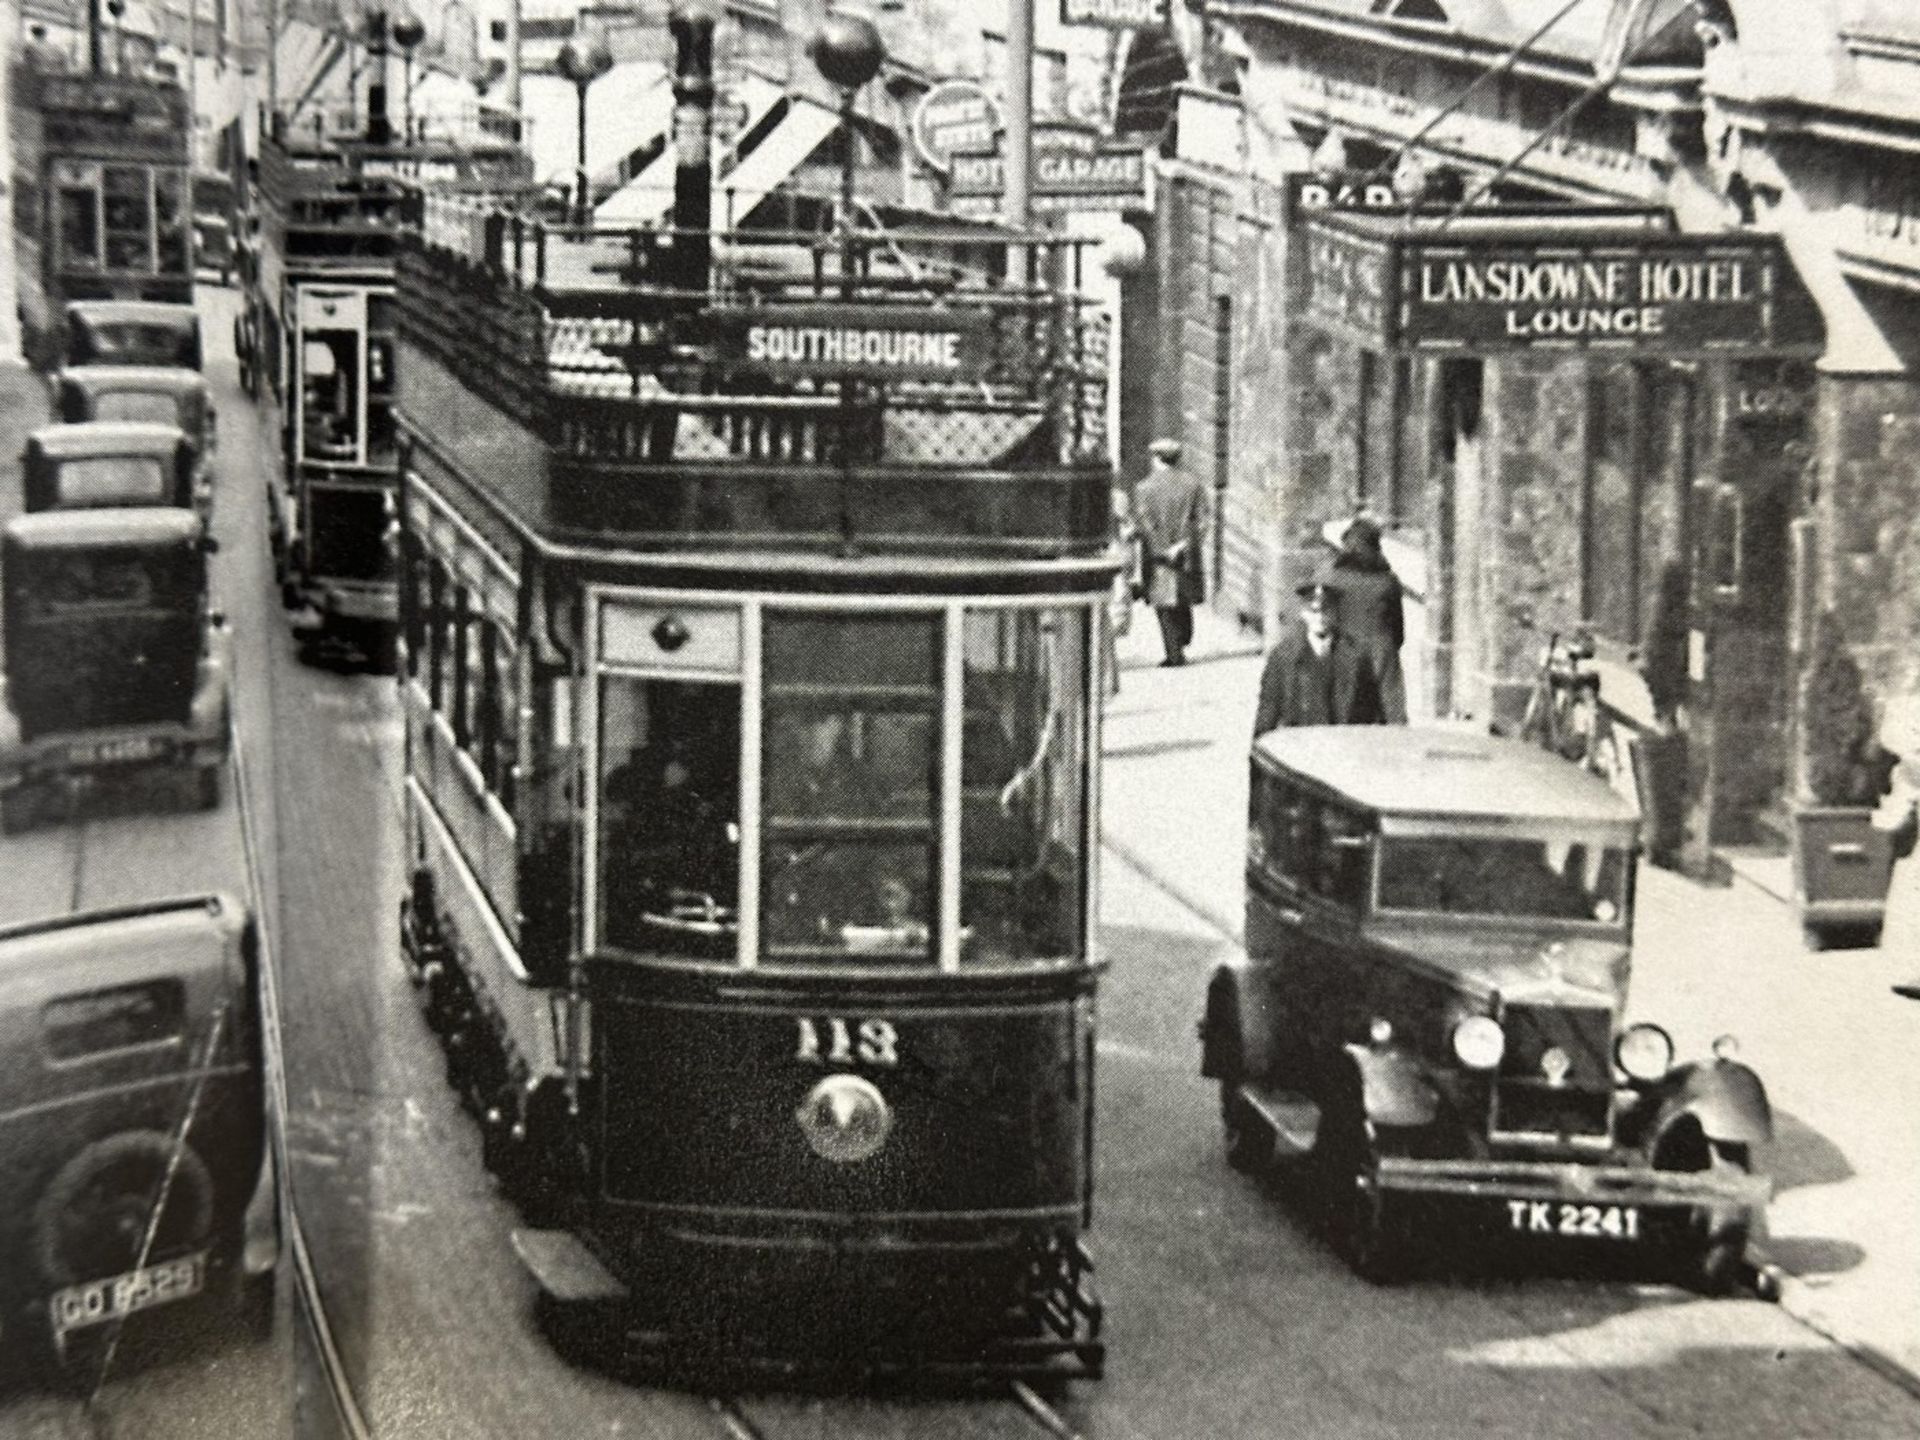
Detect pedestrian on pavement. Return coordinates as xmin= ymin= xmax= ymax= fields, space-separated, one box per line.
xmin=1253 ymin=566 xmax=1407 ymax=736
xmin=1134 ymin=437 xmax=1208 ymax=667
xmin=1331 ymin=513 xmax=1405 ymax=661
xmin=1875 ymin=696 xmax=1920 ymax=998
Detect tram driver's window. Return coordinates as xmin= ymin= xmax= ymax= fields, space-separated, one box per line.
xmin=598 ymin=676 xmax=741 ymax=957
xmin=761 ymin=612 xmax=938 ymax=963
xmin=958 ymin=606 xmax=1087 ymax=963
xmin=301 ymin=332 xmax=361 ymax=463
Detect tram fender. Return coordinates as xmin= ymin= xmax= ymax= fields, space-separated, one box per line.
xmin=1200 ymin=960 xmax=1274 ymax=1084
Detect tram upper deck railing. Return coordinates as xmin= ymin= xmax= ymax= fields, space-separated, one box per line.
xmin=395 ymin=194 xmax=1113 ymax=558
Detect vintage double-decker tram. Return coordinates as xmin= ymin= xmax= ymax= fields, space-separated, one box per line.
xmin=8 ymin=64 xmax=194 ymax=371
xmin=245 ymin=102 xmax=528 ymax=664
xmin=392 ymin=174 xmax=1114 ymax=1375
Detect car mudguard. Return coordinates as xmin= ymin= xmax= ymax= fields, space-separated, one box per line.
xmin=1199 ymin=960 xmax=1275 ymax=1083
xmin=1338 ymin=1041 xmax=1441 ymax=1130
xmin=189 ymin=621 xmax=233 ymax=745
xmin=1656 ymin=1058 xmax=1773 ymax=1148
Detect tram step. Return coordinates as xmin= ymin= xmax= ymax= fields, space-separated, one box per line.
xmin=510 ymin=1229 xmax=631 ymax=1305
xmin=1241 ymin=1083 xmax=1321 ymax=1157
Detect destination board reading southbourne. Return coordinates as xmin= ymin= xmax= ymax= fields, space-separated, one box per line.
xmin=712 ymin=306 xmax=992 ymax=380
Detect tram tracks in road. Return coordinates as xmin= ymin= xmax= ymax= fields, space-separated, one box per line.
xmin=705 ymin=1381 xmax=1086 ymax=1440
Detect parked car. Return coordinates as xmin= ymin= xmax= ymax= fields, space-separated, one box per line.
xmin=23 ymin=421 xmax=200 ymax=521
xmin=63 ymin=300 xmax=203 ymax=372
xmin=1199 ymin=725 xmax=1771 ymax=1292
xmin=0 ymin=508 xmax=230 ymax=832
xmin=54 ymin=369 xmax=218 ymax=524
xmin=0 ymin=895 xmax=276 ymax=1379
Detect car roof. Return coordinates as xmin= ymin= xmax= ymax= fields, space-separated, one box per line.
xmin=28 ymin=420 xmax=186 ymax=456
xmin=5 ymin=506 xmax=202 ymax=549
xmin=0 ymin=895 xmax=243 ymax=1001
xmin=1252 ymin=724 xmax=1641 ymax=826
xmin=66 ymin=300 xmax=200 ymax=328
xmin=58 ymin=365 xmax=206 ymax=395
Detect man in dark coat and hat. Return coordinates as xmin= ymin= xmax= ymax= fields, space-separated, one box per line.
xmin=1254 ymin=566 xmax=1407 ymax=736
xmin=1134 ymin=437 xmax=1208 ymax=666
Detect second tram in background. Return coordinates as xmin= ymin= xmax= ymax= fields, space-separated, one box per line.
xmin=241 ymin=66 xmax=527 ymax=668
xmin=390 ymin=86 xmax=1114 ymax=1375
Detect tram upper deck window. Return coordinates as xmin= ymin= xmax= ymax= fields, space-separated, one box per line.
xmin=102 ymin=166 xmax=155 ymax=271
xmin=762 ymin=613 xmax=939 ymax=964
xmin=600 ymin=677 xmax=742 ymax=959
xmin=301 ymin=334 xmax=361 ymax=464
xmin=960 ymin=607 xmax=1088 ymax=963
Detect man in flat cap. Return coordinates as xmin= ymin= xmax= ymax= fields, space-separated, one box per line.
xmin=1134 ymin=438 xmax=1208 ymax=666
xmin=1253 ymin=565 xmax=1407 ymax=736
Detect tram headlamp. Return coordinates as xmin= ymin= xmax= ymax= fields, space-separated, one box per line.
xmin=796 ymin=1074 xmax=893 ymax=1164
xmin=1615 ymin=1023 xmax=1674 ymax=1082
xmin=1450 ymin=1015 xmax=1505 ymax=1071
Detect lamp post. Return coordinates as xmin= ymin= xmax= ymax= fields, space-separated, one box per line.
xmin=555 ymin=32 xmax=613 ymax=228
xmin=807 ymin=13 xmax=883 ymax=289
xmin=392 ymin=15 xmax=426 ymax=142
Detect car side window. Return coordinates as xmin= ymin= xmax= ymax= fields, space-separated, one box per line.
xmin=1317 ymin=805 xmax=1373 ymax=911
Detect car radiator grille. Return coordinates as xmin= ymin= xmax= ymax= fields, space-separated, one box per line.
xmin=1491 ymin=1002 xmax=1614 ymax=1143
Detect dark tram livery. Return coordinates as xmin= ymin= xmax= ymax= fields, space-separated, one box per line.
xmin=391 ymin=149 xmax=1113 ymax=1371
xmin=244 ymin=61 xmax=528 ymax=664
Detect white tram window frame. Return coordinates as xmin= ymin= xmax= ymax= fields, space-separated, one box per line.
xmin=584 ymin=589 xmax=1098 ymax=972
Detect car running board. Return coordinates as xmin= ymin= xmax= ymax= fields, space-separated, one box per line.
xmin=1239 ymin=1082 xmax=1322 ymax=1156
xmin=511 ymin=1229 xmax=631 ymax=1305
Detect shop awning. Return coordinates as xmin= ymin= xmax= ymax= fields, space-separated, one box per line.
xmin=713 ymin=96 xmax=840 ymax=229
xmin=1300 ymin=208 xmax=1826 ymax=359
xmin=597 ymin=74 xmax=785 ymax=226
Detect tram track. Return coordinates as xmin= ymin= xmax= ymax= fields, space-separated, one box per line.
xmin=704 ymin=1381 xmax=1086 ymax=1440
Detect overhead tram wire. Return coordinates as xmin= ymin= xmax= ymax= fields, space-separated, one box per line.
xmin=1435 ymin=0 xmax=1703 ymax=230
xmin=1354 ymin=0 xmax=1595 ymax=191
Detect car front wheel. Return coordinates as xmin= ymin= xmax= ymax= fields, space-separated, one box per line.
xmin=1315 ymin=1084 xmax=1404 ymax=1283
xmin=1220 ymin=1082 xmax=1273 ymax=1176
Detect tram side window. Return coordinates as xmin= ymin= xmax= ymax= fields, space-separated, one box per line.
xmin=959 ymin=606 xmax=1088 ymax=962
xmin=599 ymin=677 xmax=740 ymax=957
xmin=426 ymin=559 xmax=450 ymax=711
xmin=761 ymin=612 xmax=938 ymax=964
xmin=153 ymin=169 xmax=189 ymax=275
xmin=400 ymin=536 xmax=425 ymax=679
xmin=366 ymin=298 xmax=396 ymax=467
xmin=56 ymin=174 xmax=102 ymax=270
xmin=451 ymin=588 xmax=472 ymax=746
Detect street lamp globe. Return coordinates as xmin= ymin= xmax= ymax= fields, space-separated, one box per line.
xmin=392 ymin=15 xmax=427 ymax=141
xmin=809 ymin=13 xmax=884 ymax=92
xmin=556 ymin=33 xmax=615 ymax=226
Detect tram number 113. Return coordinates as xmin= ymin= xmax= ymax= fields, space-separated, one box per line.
xmin=795 ymin=1016 xmax=900 ymax=1067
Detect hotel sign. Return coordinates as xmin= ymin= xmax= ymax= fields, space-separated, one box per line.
xmin=949 ymin=125 xmax=1148 ymax=211
xmin=710 ymin=306 xmax=992 ymax=381
xmin=1304 ymin=216 xmax=1822 ymax=356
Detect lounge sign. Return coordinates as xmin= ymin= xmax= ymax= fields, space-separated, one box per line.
xmin=711 ymin=306 xmax=992 ymax=381
xmin=1303 ymin=216 xmax=1820 ymax=356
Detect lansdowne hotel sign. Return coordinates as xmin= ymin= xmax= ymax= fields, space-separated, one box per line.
xmin=1302 ymin=212 xmax=1824 ymax=357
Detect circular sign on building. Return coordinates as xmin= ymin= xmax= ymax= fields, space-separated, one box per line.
xmin=910 ymin=78 xmax=1004 ymax=177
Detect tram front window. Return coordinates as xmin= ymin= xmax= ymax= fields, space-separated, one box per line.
xmin=301 ymin=333 xmax=361 ymax=464
xmin=961 ymin=608 xmax=1087 ymax=962
xmin=763 ymin=613 xmax=938 ymax=963
xmin=598 ymin=677 xmax=741 ymax=957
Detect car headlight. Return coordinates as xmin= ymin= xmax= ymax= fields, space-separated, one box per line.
xmin=1615 ymin=1023 xmax=1674 ymax=1081
xmin=1451 ymin=1015 xmax=1505 ymax=1071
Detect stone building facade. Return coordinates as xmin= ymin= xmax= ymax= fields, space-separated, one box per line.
xmin=1117 ymin=0 xmax=1920 ymax=863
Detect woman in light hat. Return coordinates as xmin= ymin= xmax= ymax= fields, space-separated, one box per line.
xmin=1134 ymin=437 xmax=1208 ymax=666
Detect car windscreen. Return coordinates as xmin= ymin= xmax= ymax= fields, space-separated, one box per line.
xmin=1377 ymin=835 xmax=1629 ymax=924
xmin=81 ymin=322 xmax=198 ymax=368
xmin=92 ymin=392 xmax=183 ymax=427
xmin=52 ymin=455 xmax=170 ymax=506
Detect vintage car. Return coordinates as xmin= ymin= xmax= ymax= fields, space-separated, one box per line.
xmin=0 ymin=895 xmax=276 ymax=1377
xmin=1199 ymin=725 xmax=1771 ymax=1292
xmin=62 ymin=300 xmax=204 ymax=372
xmin=0 ymin=509 xmax=231 ymax=832
xmin=23 ymin=420 xmax=201 ymax=521
xmin=55 ymin=369 xmax=217 ymax=517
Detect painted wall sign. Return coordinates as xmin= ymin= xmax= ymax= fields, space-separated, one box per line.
xmin=1301 ymin=216 xmax=1822 ymax=356
xmin=1059 ymin=0 xmax=1168 ymax=31
xmin=910 ymin=80 xmax=1003 ymax=177
xmin=709 ymin=306 xmax=992 ymax=380
xmin=1284 ymin=172 xmax=1399 ymax=217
